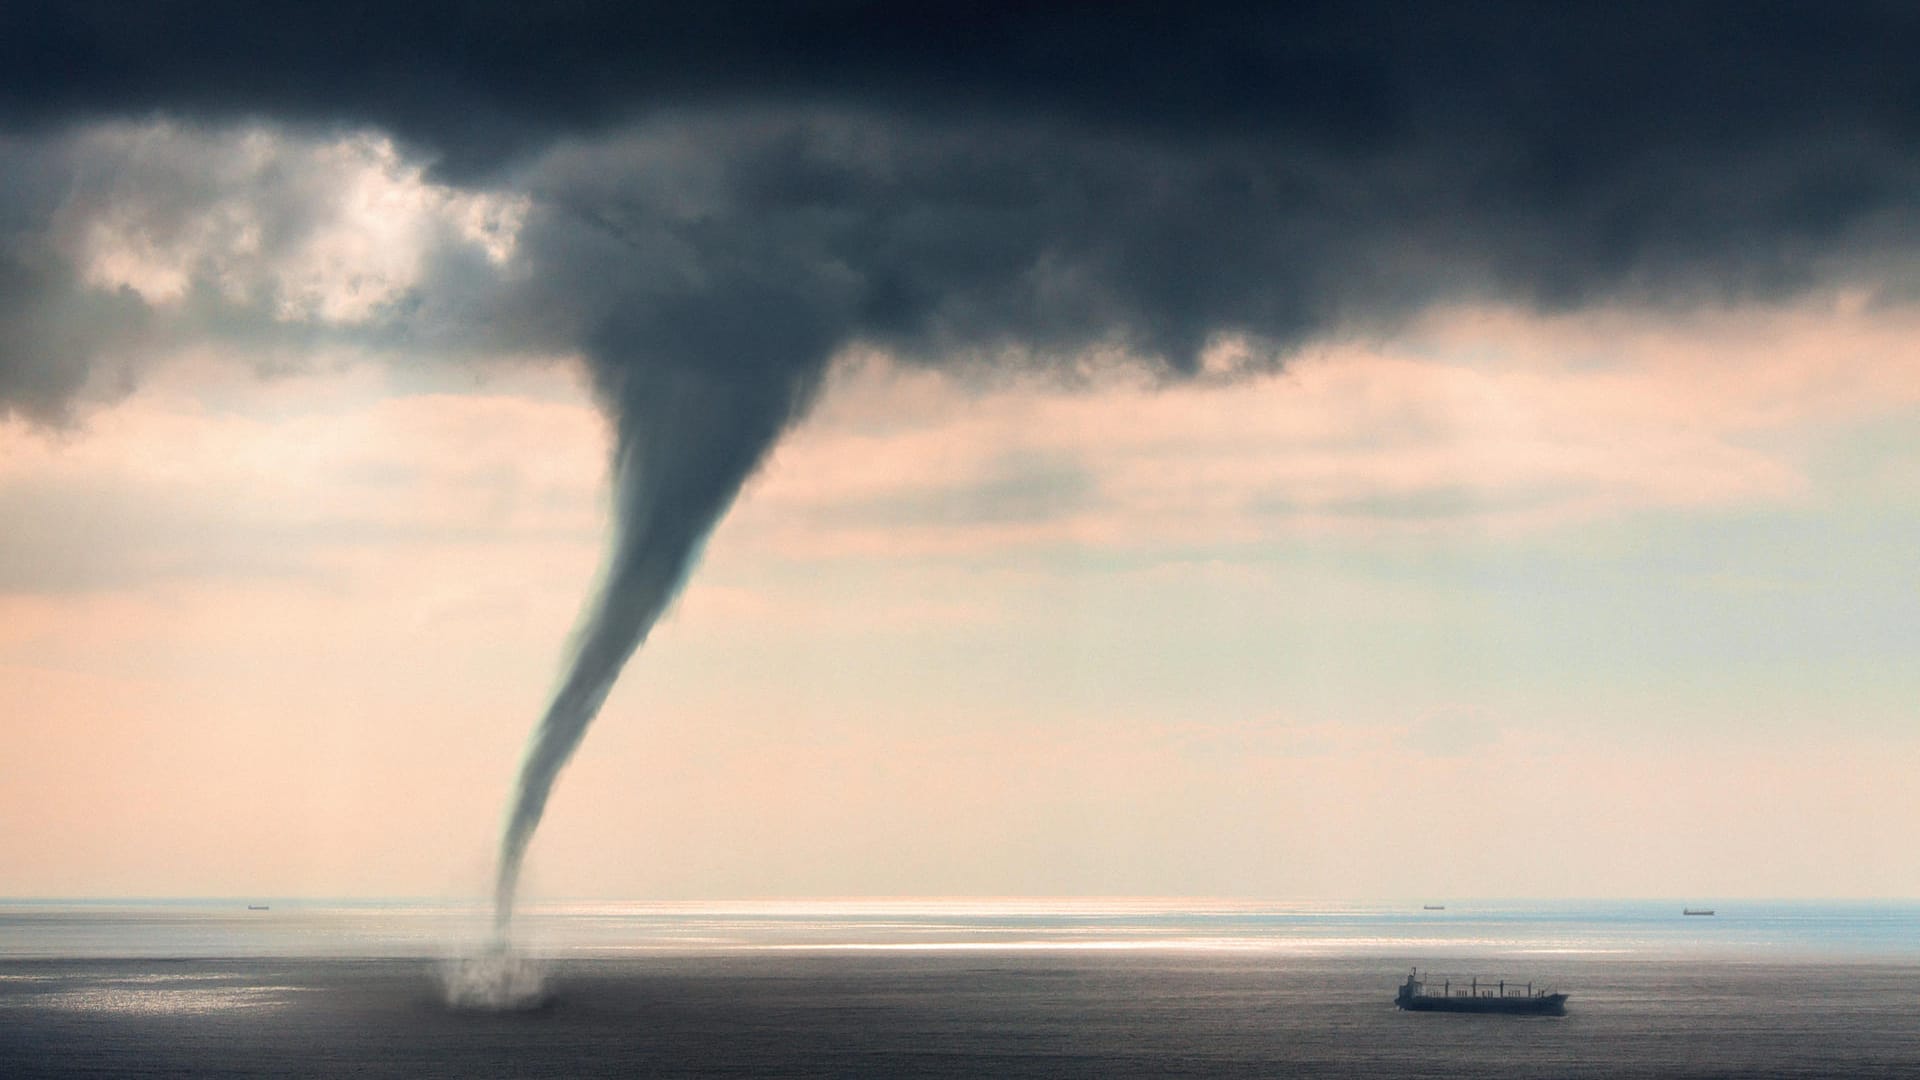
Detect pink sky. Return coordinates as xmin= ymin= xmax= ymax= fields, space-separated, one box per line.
xmin=4 ymin=292 xmax=1918 ymax=899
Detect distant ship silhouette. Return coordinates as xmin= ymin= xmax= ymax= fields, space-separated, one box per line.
xmin=1396 ymin=969 xmax=1567 ymax=1015
xmin=247 ymin=905 xmax=270 ymax=911
xmin=1683 ymin=908 xmax=1715 ymax=916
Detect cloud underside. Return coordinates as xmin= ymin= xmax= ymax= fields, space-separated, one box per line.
xmin=4 ymin=110 xmax=1918 ymax=424
xmin=0 ymin=4 xmax=1916 ymax=422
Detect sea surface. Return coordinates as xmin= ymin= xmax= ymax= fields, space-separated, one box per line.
xmin=4 ymin=899 xmax=1918 ymax=1078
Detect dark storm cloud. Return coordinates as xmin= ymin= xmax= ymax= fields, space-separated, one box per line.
xmin=0 ymin=247 xmax=149 ymax=423
xmin=473 ymin=103 xmax=1917 ymax=384
xmin=4 ymin=2 xmax=1916 ymax=177
xmin=0 ymin=2 xmax=1401 ymax=174
xmin=0 ymin=137 xmax=151 ymax=422
xmin=3 ymin=1 xmax=1916 ymax=405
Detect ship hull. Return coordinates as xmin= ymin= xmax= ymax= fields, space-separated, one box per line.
xmin=1397 ymin=993 xmax=1567 ymax=1016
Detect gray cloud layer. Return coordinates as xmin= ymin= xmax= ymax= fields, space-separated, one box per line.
xmin=4 ymin=5 xmax=1918 ymax=421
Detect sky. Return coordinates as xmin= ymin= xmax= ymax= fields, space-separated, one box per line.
xmin=2 ymin=3 xmax=1919 ymax=901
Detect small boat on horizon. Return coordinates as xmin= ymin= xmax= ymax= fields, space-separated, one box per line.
xmin=247 ymin=905 xmax=270 ymax=911
xmin=1422 ymin=904 xmax=1446 ymax=910
xmin=1683 ymin=908 xmax=1715 ymax=916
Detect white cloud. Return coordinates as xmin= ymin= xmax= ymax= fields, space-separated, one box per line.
xmin=56 ymin=122 xmax=527 ymax=323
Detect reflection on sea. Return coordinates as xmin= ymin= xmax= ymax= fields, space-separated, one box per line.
xmin=0 ymin=970 xmax=314 ymax=1015
xmin=2 ymin=898 xmax=1917 ymax=961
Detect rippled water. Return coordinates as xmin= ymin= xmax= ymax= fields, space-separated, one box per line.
xmin=3 ymin=900 xmax=1918 ymax=1077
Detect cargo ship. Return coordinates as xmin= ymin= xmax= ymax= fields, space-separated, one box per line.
xmin=1683 ymin=908 xmax=1715 ymax=916
xmin=1395 ymin=969 xmax=1566 ymax=1015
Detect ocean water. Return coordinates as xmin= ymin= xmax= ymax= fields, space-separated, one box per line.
xmin=3 ymin=899 xmax=1918 ymax=1078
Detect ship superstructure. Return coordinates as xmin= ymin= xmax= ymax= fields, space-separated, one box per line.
xmin=1395 ymin=969 xmax=1567 ymax=1015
